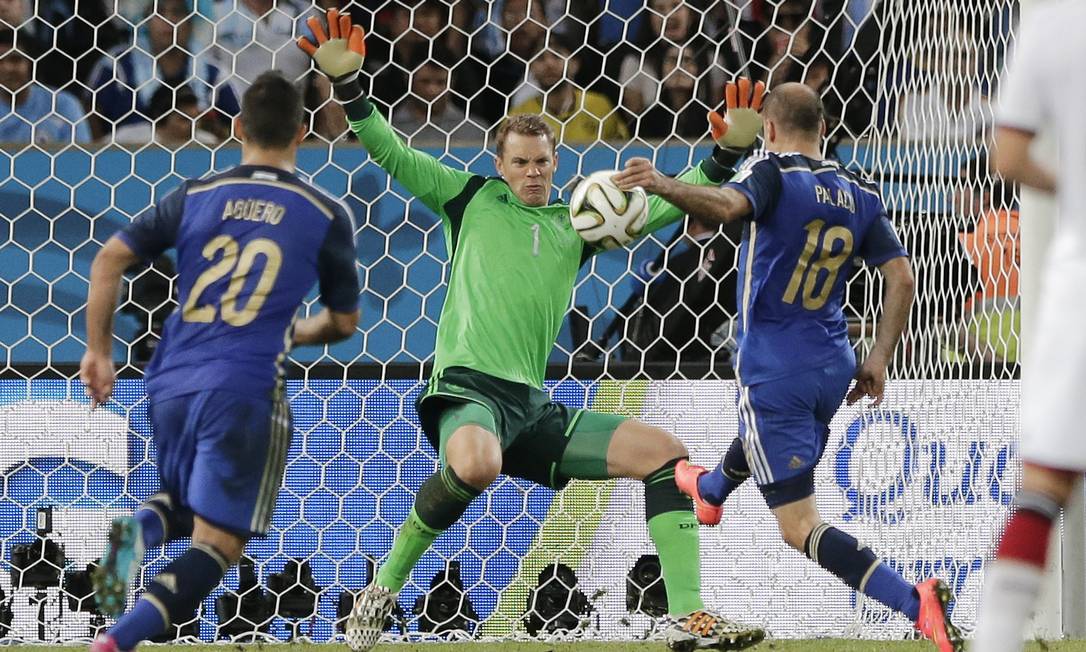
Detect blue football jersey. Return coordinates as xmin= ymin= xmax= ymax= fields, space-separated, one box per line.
xmin=725 ymin=152 xmax=907 ymax=385
xmin=117 ymin=164 xmax=360 ymax=400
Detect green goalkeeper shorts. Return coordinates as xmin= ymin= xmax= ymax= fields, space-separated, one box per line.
xmin=415 ymin=366 xmax=625 ymax=489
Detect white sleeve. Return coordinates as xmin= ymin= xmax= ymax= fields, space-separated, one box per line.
xmin=996 ymin=11 xmax=1049 ymax=132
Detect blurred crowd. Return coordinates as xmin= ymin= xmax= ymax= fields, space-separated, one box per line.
xmin=0 ymin=0 xmax=1020 ymax=371
xmin=0 ymin=0 xmax=1011 ymax=149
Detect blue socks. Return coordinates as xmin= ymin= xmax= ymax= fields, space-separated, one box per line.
xmin=134 ymin=508 xmax=164 ymax=550
xmin=109 ymin=544 xmax=229 ymax=650
xmin=134 ymin=493 xmax=193 ymax=550
xmin=805 ymin=523 xmax=920 ymax=621
xmin=697 ymin=437 xmax=750 ymax=505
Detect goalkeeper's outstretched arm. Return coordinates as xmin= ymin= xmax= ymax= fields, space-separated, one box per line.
xmin=298 ymin=9 xmax=475 ymax=216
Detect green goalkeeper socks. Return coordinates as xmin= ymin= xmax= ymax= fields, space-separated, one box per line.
xmin=644 ymin=460 xmax=704 ymax=616
xmin=374 ymin=507 xmax=442 ymax=592
xmin=648 ymin=510 xmax=704 ymax=616
xmin=375 ymin=466 xmax=481 ymax=593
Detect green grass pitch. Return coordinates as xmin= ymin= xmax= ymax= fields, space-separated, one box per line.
xmin=13 ymin=641 xmax=1086 ymax=651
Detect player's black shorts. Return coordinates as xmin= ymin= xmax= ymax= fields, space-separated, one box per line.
xmin=416 ymin=366 xmax=624 ymax=489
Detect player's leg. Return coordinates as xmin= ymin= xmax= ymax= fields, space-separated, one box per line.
xmin=552 ymin=411 xmax=762 ymax=649
xmin=94 ymin=492 xmax=195 ymax=617
xmin=973 ymin=464 xmax=1077 ymax=652
xmin=675 ymin=436 xmax=750 ymax=525
xmin=747 ymin=364 xmax=961 ymax=651
xmin=750 ymin=371 xmax=916 ymax=608
xmin=770 ymin=492 xmax=921 ymax=616
xmin=95 ymin=391 xmax=285 ymax=652
xmin=373 ymin=401 xmax=500 ymax=594
xmin=132 ymin=491 xmax=194 ymax=549
xmin=768 ymin=492 xmax=960 ymax=651
xmin=601 ymin=418 xmax=704 ymax=616
xmin=102 ymin=517 xmax=245 ymax=652
xmin=94 ymin=395 xmax=198 ymax=616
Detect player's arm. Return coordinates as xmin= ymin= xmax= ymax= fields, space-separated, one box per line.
xmin=847 ymin=212 xmax=914 ymax=406
xmin=82 ymin=237 xmax=141 ymax=408
xmin=298 ymin=10 xmax=475 ymax=215
xmin=293 ymin=205 xmax=361 ymax=346
xmin=81 ymin=183 xmax=188 ymax=408
xmin=293 ymin=308 xmax=358 ymax=345
xmin=614 ymin=79 xmax=766 ymax=231
xmin=992 ymin=127 xmax=1055 ymax=193
xmin=992 ymin=10 xmax=1055 ymax=193
xmin=618 ymin=159 xmax=754 ymax=226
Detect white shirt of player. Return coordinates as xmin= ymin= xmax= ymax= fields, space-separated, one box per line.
xmin=998 ymin=1 xmax=1086 ymax=261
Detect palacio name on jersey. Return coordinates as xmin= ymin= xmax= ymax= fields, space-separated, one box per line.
xmin=221 ymin=198 xmax=286 ymax=225
xmin=814 ymin=184 xmax=856 ymax=213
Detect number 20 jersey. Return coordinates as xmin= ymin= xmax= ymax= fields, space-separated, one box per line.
xmin=117 ymin=165 xmax=360 ymax=401
xmin=724 ymin=152 xmax=908 ymax=386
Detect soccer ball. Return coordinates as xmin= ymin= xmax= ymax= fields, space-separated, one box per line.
xmin=568 ymin=170 xmax=649 ymax=250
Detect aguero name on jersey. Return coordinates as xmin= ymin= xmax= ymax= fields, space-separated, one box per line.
xmin=117 ymin=164 xmax=359 ymax=401
xmin=725 ymin=151 xmax=908 ymax=385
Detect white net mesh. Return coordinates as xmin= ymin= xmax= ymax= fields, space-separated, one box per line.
xmin=0 ymin=0 xmax=1020 ymax=644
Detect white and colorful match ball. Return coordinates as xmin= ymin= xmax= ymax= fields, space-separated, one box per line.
xmin=568 ymin=170 xmax=649 ymax=250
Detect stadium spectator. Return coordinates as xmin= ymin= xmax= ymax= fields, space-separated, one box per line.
xmin=632 ymin=43 xmax=715 ymax=141
xmin=953 ymin=154 xmax=1019 ymax=363
xmin=391 ymin=60 xmax=485 ymax=144
xmin=741 ymin=0 xmax=828 ymax=89
xmin=367 ymin=1 xmax=471 ymax=113
xmin=86 ymin=0 xmax=239 ymax=138
xmin=0 ymin=32 xmax=91 ymax=144
xmin=210 ymin=0 xmax=310 ymax=92
xmin=508 ymin=35 xmax=628 ymax=144
xmin=616 ymin=0 xmax=726 ymax=117
xmin=0 ymin=0 xmax=121 ymax=92
xmin=462 ymin=0 xmax=548 ymax=124
xmin=599 ymin=215 xmax=741 ymax=368
xmin=895 ymin=37 xmax=992 ymax=142
xmin=211 ymin=0 xmax=350 ymax=139
xmin=112 ymin=85 xmax=221 ymax=148
xmin=470 ymin=0 xmax=593 ymax=60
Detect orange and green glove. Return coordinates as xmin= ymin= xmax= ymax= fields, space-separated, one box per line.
xmin=297 ymin=9 xmax=369 ymax=114
xmin=708 ymin=78 xmax=766 ymax=168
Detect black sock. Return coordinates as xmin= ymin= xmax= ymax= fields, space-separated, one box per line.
xmin=643 ymin=457 xmax=692 ymax=520
xmin=414 ymin=466 xmax=482 ymax=530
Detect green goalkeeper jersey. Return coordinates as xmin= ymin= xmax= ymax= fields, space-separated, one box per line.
xmin=348 ymin=109 xmax=731 ymax=388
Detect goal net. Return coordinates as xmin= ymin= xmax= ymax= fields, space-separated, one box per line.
xmin=0 ymin=0 xmax=1020 ymax=644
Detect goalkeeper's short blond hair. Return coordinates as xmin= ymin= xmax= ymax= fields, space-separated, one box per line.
xmin=496 ymin=114 xmax=556 ymax=156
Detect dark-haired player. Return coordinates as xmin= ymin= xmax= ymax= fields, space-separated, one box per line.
xmin=81 ymin=70 xmax=360 ymax=652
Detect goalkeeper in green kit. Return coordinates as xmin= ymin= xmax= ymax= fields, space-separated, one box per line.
xmin=299 ymin=11 xmax=766 ymax=650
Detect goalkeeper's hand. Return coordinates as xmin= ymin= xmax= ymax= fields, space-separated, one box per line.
xmin=297 ymin=8 xmax=366 ymax=101
xmin=708 ymin=78 xmax=766 ymax=166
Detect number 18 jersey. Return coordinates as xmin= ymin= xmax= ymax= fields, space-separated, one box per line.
xmin=724 ymin=152 xmax=907 ymax=385
xmin=117 ymin=165 xmax=360 ymax=401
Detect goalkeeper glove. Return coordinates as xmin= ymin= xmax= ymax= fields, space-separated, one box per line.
xmin=708 ymin=78 xmax=766 ymax=168
xmin=297 ymin=9 xmax=367 ymax=106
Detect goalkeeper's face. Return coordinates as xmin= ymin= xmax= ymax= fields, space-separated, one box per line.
xmin=495 ymin=133 xmax=556 ymax=207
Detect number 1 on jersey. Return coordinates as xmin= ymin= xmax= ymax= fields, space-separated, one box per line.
xmin=782 ymin=219 xmax=854 ymax=310
xmin=531 ymin=223 xmax=541 ymax=256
